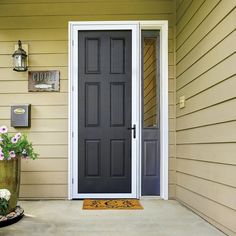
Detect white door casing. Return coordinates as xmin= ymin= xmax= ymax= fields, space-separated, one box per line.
xmin=68 ymin=21 xmax=168 ymax=200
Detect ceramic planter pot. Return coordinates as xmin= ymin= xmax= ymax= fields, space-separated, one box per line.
xmin=0 ymin=158 xmax=21 ymax=214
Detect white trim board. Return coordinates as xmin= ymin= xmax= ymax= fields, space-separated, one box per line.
xmin=68 ymin=21 xmax=168 ymax=200
xmin=140 ymin=21 xmax=169 ymax=200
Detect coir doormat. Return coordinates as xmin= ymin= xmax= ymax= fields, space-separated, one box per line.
xmin=83 ymin=199 xmax=143 ymax=210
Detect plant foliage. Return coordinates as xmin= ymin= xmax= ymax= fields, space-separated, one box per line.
xmin=0 ymin=126 xmax=38 ymax=160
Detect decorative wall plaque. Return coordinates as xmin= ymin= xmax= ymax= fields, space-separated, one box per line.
xmin=28 ymin=70 xmax=60 ymax=92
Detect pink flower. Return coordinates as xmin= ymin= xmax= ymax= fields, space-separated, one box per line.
xmin=0 ymin=126 xmax=8 ymax=134
xmin=9 ymin=151 xmax=16 ymax=158
xmin=11 ymin=137 xmax=18 ymax=144
xmin=0 ymin=152 xmax=4 ymax=160
xmin=15 ymin=133 xmax=22 ymax=139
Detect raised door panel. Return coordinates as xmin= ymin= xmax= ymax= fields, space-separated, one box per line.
xmin=85 ymin=83 xmax=100 ymax=127
xmin=110 ymin=140 xmax=125 ymax=177
xmin=85 ymin=140 xmax=101 ymax=177
xmin=110 ymin=38 xmax=125 ymax=74
xmin=85 ymin=38 xmax=100 ymax=74
xmin=110 ymin=83 xmax=125 ymax=127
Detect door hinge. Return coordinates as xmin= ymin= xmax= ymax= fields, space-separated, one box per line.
xmin=72 ymin=178 xmax=74 ymax=184
xmin=72 ymin=40 xmax=74 ymax=46
xmin=72 ymin=131 xmax=74 ymax=138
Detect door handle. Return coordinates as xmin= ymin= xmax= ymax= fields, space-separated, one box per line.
xmin=127 ymin=124 xmax=136 ymax=139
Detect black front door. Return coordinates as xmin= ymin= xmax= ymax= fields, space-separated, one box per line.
xmin=78 ymin=31 xmax=132 ymax=193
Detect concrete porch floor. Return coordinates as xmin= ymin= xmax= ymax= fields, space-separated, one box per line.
xmin=0 ymin=200 xmax=225 ymax=236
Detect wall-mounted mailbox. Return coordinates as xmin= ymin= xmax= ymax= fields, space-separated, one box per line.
xmin=11 ymin=104 xmax=31 ymax=128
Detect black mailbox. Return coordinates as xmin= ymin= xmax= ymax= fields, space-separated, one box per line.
xmin=11 ymin=104 xmax=31 ymax=128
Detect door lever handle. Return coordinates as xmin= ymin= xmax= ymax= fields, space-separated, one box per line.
xmin=127 ymin=124 xmax=136 ymax=139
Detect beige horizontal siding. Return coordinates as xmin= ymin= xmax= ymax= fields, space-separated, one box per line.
xmin=0 ymin=1 xmax=174 ymax=16
xmin=169 ymin=119 xmax=175 ymax=131
xmin=176 ymin=158 xmax=236 ymax=188
xmin=169 ymin=131 xmax=175 ymax=145
xmin=3 ymin=119 xmax=67 ymax=132
xmin=0 ymin=0 xmax=175 ymax=2
xmin=0 ymin=0 xmax=176 ymax=199
xmin=169 ymin=78 xmax=175 ymax=92
xmin=176 ymin=0 xmax=234 ymax=49
xmin=169 ymin=105 xmax=175 ymax=118
xmin=177 ymin=121 xmax=236 ymax=144
xmin=176 ymin=143 xmax=236 ymax=165
xmin=168 ymin=184 xmax=175 ymax=199
xmin=0 ymin=27 xmax=174 ymax=42
xmin=0 ymin=29 xmax=68 ymax=42
xmin=0 ymin=93 xmax=68 ymax=105
xmin=22 ymin=159 xmax=68 ymax=172
xmin=176 ymin=0 xmax=183 ymax=10
xmin=1 ymin=54 xmax=68 ymax=67
xmin=176 ymin=0 xmax=204 ymax=33
xmin=0 ymin=41 xmax=68 ymax=54
xmin=177 ymin=99 xmax=236 ymax=130
xmin=177 ymin=20 xmax=235 ymax=76
xmin=180 ymin=199 xmax=236 ymax=236
xmin=20 ymin=185 xmax=68 ymax=199
xmin=177 ymin=75 xmax=236 ymax=117
xmin=176 ymin=186 xmax=236 ymax=235
xmin=168 ymin=65 xmax=174 ymax=79
xmin=177 ymin=172 xmax=236 ymax=210
xmin=169 ymin=157 xmax=175 ymax=170
xmin=177 ymin=31 xmax=235 ymax=87
xmin=168 ymin=144 xmax=175 ymax=158
xmin=0 ymin=67 xmax=68 ymax=81
xmin=0 ymin=80 xmax=68 ymax=93
xmin=28 ymin=132 xmax=68 ymax=145
xmin=176 ymin=0 xmax=236 ymax=235
xmin=21 ymin=172 xmax=67 ymax=185
xmin=0 ymin=0 xmax=174 ymax=2
xmin=34 ymin=145 xmax=68 ymax=159
xmin=177 ymin=6 xmax=236 ymax=63
xmin=176 ymin=53 xmax=235 ymax=100
xmin=0 ymin=106 xmax=68 ymax=119
xmin=0 ymin=15 xmax=175 ymax=30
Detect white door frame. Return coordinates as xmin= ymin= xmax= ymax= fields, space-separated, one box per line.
xmin=68 ymin=21 xmax=168 ymax=200
xmin=140 ymin=21 xmax=169 ymax=200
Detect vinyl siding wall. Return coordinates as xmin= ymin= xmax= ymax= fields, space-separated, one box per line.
xmin=0 ymin=0 xmax=176 ymax=199
xmin=175 ymin=0 xmax=236 ymax=235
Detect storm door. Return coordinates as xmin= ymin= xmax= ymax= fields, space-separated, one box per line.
xmin=77 ymin=31 xmax=132 ymax=194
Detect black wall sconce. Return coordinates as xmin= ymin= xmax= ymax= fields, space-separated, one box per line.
xmin=12 ymin=40 xmax=28 ymax=72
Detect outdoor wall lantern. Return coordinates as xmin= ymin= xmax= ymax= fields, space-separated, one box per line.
xmin=12 ymin=40 xmax=28 ymax=72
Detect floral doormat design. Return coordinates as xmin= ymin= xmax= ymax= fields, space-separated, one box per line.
xmin=83 ymin=199 xmax=143 ymax=210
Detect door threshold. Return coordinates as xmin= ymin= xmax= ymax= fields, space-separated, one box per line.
xmin=140 ymin=196 xmax=162 ymax=200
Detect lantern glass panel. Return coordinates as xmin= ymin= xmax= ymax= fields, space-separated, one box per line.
xmin=13 ymin=54 xmax=27 ymax=71
xmin=15 ymin=55 xmax=22 ymax=68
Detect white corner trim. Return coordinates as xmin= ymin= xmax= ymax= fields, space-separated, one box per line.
xmin=140 ymin=21 xmax=169 ymax=200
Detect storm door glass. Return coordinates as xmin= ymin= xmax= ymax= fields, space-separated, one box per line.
xmin=143 ymin=36 xmax=159 ymax=128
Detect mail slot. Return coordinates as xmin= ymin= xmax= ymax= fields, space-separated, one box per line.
xmin=11 ymin=104 xmax=31 ymax=128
